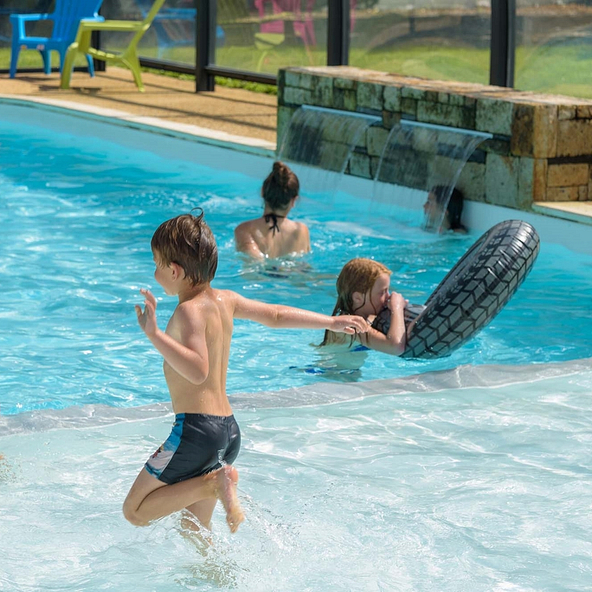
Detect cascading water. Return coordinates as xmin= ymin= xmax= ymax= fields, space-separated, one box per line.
xmin=372 ymin=121 xmax=491 ymax=230
xmin=277 ymin=105 xmax=380 ymax=197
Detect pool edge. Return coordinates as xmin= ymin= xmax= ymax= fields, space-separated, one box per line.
xmin=0 ymin=94 xmax=277 ymax=158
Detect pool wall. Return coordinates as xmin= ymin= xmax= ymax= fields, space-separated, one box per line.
xmin=277 ymin=66 xmax=592 ymax=212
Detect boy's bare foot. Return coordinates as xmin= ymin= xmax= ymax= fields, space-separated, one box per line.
xmin=212 ymin=465 xmax=244 ymax=533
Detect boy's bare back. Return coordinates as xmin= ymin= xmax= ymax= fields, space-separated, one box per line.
xmin=163 ymin=287 xmax=238 ymax=417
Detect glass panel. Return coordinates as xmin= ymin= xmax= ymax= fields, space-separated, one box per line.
xmin=216 ymin=0 xmax=327 ymax=75
xmin=515 ymin=0 xmax=592 ymax=99
xmin=349 ymin=0 xmax=490 ymax=85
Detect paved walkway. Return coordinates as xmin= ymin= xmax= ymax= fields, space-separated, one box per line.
xmin=0 ymin=66 xmax=278 ymax=146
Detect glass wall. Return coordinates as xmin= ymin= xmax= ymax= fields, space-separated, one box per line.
xmin=349 ymin=0 xmax=491 ymax=84
xmin=215 ymin=0 xmax=328 ymax=75
xmin=102 ymin=0 xmax=197 ymax=66
xmin=514 ymin=0 xmax=592 ymax=99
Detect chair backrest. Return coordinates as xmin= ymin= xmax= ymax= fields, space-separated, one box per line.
xmin=52 ymin=0 xmax=103 ymax=40
xmin=127 ymin=0 xmax=167 ymax=48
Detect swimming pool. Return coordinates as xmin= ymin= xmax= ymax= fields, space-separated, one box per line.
xmin=1 ymin=99 xmax=592 ymax=591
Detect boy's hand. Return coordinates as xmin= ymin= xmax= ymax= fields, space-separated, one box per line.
xmin=135 ymin=289 xmax=159 ymax=337
xmin=331 ymin=315 xmax=369 ymax=335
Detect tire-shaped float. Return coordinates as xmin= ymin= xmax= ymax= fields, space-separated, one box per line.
xmin=371 ymin=220 xmax=540 ymax=359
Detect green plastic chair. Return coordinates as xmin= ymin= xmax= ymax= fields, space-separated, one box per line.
xmin=60 ymin=0 xmax=166 ymax=92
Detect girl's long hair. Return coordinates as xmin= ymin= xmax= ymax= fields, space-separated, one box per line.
xmin=320 ymin=258 xmax=391 ymax=347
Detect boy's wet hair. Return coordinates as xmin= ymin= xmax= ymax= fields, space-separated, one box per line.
xmin=151 ymin=209 xmax=218 ymax=286
xmin=262 ymin=161 xmax=300 ymax=210
xmin=430 ymin=185 xmax=465 ymax=230
xmin=320 ymin=258 xmax=391 ymax=347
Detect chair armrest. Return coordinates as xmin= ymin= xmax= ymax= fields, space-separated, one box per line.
xmin=9 ymin=13 xmax=52 ymax=24
xmin=77 ymin=20 xmax=145 ymax=33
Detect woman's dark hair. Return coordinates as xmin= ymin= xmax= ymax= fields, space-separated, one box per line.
xmin=151 ymin=209 xmax=218 ymax=286
xmin=262 ymin=161 xmax=300 ymax=210
xmin=431 ymin=185 xmax=465 ymax=231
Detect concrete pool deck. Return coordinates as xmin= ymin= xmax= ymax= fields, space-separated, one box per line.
xmin=0 ymin=66 xmax=277 ymax=148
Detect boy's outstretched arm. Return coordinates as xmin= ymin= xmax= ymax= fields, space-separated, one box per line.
xmin=230 ymin=291 xmax=368 ymax=335
xmin=135 ymin=289 xmax=209 ymax=384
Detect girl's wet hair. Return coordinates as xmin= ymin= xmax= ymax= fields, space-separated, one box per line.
xmin=151 ymin=208 xmax=218 ymax=286
xmin=431 ymin=185 xmax=465 ymax=231
xmin=262 ymin=161 xmax=300 ymax=210
xmin=320 ymin=258 xmax=391 ymax=347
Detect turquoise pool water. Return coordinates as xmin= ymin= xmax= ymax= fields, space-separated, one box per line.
xmin=1 ymin=101 xmax=592 ymax=591
xmin=1 ymin=103 xmax=592 ymax=416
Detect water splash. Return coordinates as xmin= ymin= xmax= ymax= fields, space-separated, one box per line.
xmin=277 ymin=105 xmax=380 ymax=196
xmin=372 ymin=121 xmax=491 ymax=230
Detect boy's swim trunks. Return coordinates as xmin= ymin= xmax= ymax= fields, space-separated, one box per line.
xmin=145 ymin=413 xmax=241 ymax=484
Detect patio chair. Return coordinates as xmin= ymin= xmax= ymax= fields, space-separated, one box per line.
xmin=60 ymin=0 xmax=167 ymax=93
xmin=9 ymin=0 xmax=104 ymax=79
xmin=135 ymin=0 xmax=225 ymax=58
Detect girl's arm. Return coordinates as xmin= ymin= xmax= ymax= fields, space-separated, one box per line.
xmin=135 ymin=289 xmax=209 ymax=385
xmin=360 ymin=292 xmax=407 ymax=356
xmin=230 ymin=291 xmax=368 ymax=335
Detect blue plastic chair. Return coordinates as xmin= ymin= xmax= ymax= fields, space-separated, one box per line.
xmin=9 ymin=0 xmax=104 ymax=79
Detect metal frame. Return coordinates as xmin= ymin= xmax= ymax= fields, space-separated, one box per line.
xmin=1 ymin=0 xmax=518 ymax=92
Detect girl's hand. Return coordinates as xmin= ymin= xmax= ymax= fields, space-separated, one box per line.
xmin=135 ymin=288 xmax=159 ymax=337
xmin=388 ymin=291 xmax=407 ymax=313
xmin=331 ymin=315 xmax=369 ymax=335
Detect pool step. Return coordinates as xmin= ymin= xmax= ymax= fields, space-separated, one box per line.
xmin=533 ymin=201 xmax=592 ymax=226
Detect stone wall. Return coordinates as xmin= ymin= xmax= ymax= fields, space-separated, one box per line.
xmin=277 ymin=66 xmax=592 ymax=210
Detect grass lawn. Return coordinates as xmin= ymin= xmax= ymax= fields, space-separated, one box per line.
xmin=2 ymin=43 xmax=592 ymax=99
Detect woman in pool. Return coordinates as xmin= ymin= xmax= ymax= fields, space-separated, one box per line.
xmin=234 ymin=161 xmax=310 ymax=259
xmin=423 ymin=186 xmax=467 ymax=233
xmin=320 ymin=258 xmax=407 ymax=356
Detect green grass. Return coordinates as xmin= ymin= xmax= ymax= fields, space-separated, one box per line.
xmin=3 ymin=43 xmax=592 ymax=99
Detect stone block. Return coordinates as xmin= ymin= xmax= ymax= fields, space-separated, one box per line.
xmin=485 ymin=153 xmax=523 ymax=208
xmin=367 ymin=126 xmax=390 ymax=157
xmin=357 ymin=82 xmax=384 ymax=111
xmin=547 ymin=186 xmax=579 ymax=201
xmin=370 ymin=155 xmax=382 ymax=179
xmin=334 ymin=77 xmax=357 ymax=90
xmin=283 ymin=86 xmax=313 ymax=107
xmin=577 ymin=106 xmax=592 ymax=119
xmin=558 ymin=106 xmax=576 ymax=121
xmin=382 ymin=110 xmax=402 ymax=129
xmin=475 ymin=98 xmax=513 ymax=136
xmin=401 ymin=98 xmax=417 ymax=117
xmin=437 ymin=92 xmax=450 ymax=104
xmin=402 ymin=87 xmax=427 ymax=101
xmin=579 ymin=185 xmax=588 ymax=201
xmin=416 ymin=101 xmax=475 ymax=129
xmin=518 ymin=157 xmax=547 ymax=204
xmin=547 ymin=163 xmax=589 ymax=187
xmin=556 ymin=119 xmax=592 ymax=157
xmin=511 ymin=103 xmax=557 ymax=158
xmin=349 ymin=152 xmax=372 ymax=179
xmin=479 ymin=136 xmax=511 ymax=156
xmin=284 ymin=71 xmax=298 ymax=88
xmin=333 ymin=88 xmax=357 ymax=111
xmin=384 ymin=87 xmax=402 ymax=112
xmin=312 ymin=77 xmax=333 ymax=108
xmin=458 ymin=161 xmax=486 ymax=203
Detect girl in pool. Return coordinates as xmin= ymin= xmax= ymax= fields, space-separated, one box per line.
xmin=234 ymin=161 xmax=310 ymax=259
xmin=320 ymin=258 xmax=408 ymax=356
xmin=423 ymin=186 xmax=467 ymax=233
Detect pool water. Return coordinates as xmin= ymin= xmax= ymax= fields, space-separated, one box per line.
xmin=1 ymin=101 xmax=592 ymax=591
xmin=1 ymin=104 xmax=592 ymax=416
